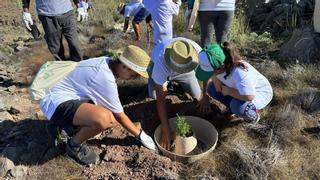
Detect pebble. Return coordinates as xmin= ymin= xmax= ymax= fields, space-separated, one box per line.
xmin=0 ymin=157 xmax=14 ymax=177
xmin=9 ymin=165 xmax=27 ymax=178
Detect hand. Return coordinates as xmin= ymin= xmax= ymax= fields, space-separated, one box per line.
xmin=77 ymin=7 xmax=89 ymax=22
xmin=221 ymin=85 xmax=231 ymax=96
xmin=160 ymin=126 xmax=172 ymax=150
xmin=22 ymin=12 xmax=33 ymax=31
xmin=197 ymin=94 xmax=211 ymax=114
xmin=137 ymin=130 xmax=158 ymax=151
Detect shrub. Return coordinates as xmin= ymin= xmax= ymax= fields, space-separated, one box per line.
xmin=176 ymin=114 xmax=191 ymax=137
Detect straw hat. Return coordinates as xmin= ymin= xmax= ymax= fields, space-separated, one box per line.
xmin=164 ymin=40 xmax=199 ymax=73
xmin=118 ymin=45 xmax=150 ymax=78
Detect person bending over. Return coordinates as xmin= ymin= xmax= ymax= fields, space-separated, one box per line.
xmin=118 ymin=1 xmax=153 ymax=41
xmin=40 ymin=45 xmax=157 ymax=165
xmin=196 ymin=42 xmax=273 ymax=123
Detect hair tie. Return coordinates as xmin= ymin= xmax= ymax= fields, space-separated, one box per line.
xmin=220 ymin=44 xmax=224 ymax=48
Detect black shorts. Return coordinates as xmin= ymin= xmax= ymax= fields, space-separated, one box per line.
xmin=50 ymin=99 xmax=84 ymax=136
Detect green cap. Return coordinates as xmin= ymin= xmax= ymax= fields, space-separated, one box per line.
xmin=195 ymin=44 xmax=225 ymax=81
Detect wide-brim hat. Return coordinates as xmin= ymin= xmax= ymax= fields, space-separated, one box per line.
xmin=164 ymin=40 xmax=199 ymax=74
xmin=118 ymin=45 xmax=150 ymax=78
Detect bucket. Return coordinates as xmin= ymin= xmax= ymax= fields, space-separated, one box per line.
xmin=154 ymin=116 xmax=218 ymax=163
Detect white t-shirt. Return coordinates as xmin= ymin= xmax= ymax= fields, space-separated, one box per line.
xmin=216 ymin=61 xmax=273 ymax=109
xmin=198 ymin=0 xmax=235 ymax=11
xmin=151 ymin=37 xmax=202 ymax=86
xmin=144 ymin=0 xmax=181 ymax=44
xmin=40 ymin=57 xmax=124 ymax=120
xmin=124 ymin=2 xmax=144 ymax=17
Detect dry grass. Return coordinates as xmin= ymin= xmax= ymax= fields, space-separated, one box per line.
xmin=293 ymin=90 xmax=320 ymax=113
xmin=230 ymin=140 xmax=283 ymax=179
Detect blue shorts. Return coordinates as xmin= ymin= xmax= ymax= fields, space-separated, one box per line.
xmin=133 ymin=7 xmax=152 ymax=23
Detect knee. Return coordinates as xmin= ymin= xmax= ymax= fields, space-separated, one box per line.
xmin=94 ymin=111 xmax=118 ymax=130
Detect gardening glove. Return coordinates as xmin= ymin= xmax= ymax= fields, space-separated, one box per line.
xmin=136 ymin=130 xmax=158 ymax=151
xmin=22 ymin=12 xmax=33 ymax=31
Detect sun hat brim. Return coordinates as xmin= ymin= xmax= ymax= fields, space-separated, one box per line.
xmin=195 ymin=65 xmax=214 ymax=81
xmin=118 ymin=55 xmax=149 ymax=78
xmin=164 ymin=44 xmax=198 ymax=74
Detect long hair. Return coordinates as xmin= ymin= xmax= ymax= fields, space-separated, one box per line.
xmin=221 ymin=42 xmax=246 ymax=79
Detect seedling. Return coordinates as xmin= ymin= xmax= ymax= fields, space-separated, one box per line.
xmin=176 ymin=114 xmax=192 ymax=137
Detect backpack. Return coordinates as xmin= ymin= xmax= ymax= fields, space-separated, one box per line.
xmin=29 ymin=61 xmax=79 ymax=101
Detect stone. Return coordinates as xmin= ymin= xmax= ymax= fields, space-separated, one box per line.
xmin=0 ymin=111 xmax=13 ymax=121
xmin=14 ymin=45 xmax=27 ymax=52
xmin=16 ymin=41 xmax=25 ymax=47
xmin=9 ymin=165 xmax=27 ymax=178
xmin=0 ymin=157 xmax=14 ymax=177
xmin=8 ymin=107 xmax=20 ymax=115
xmin=7 ymin=85 xmax=16 ymax=93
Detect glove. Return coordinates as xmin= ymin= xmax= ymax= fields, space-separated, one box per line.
xmin=22 ymin=12 xmax=34 ymax=31
xmin=136 ymin=130 xmax=158 ymax=151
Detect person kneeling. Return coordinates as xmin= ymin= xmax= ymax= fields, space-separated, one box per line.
xmin=196 ymin=42 xmax=273 ymax=123
xmin=40 ymin=45 xmax=157 ymax=165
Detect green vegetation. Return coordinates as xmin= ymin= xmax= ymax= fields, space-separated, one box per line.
xmin=176 ymin=114 xmax=192 ymax=137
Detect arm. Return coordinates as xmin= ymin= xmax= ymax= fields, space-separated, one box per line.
xmin=113 ymin=112 xmax=157 ymax=151
xmin=155 ymin=84 xmax=172 ymax=150
xmin=197 ymin=80 xmax=211 ymax=113
xmin=113 ymin=112 xmax=140 ymax=136
xmin=123 ymin=17 xmax=130 ymax=32
xmin=221 ymin=85 xmax=255 ymax=101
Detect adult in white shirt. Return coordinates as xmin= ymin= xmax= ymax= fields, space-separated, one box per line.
xmin=40 ymin=45 xmax=157 ymax=165
xmin=144 ymin=0 xmax=181 ymax=44
xmin=196 ymin=42 xmax=273 ymax=123
xmin=198 ymin=0 xmax=236 ymax=46
xmin=148 ymin=37 xmax=202 ymax=150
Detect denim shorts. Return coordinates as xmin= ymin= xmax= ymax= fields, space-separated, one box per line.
xmin=133 ymin=7 xmax=152 ymax=23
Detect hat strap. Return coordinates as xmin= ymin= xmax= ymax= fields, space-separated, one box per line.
xmin=169 ymin=56 xmax=192 ymax=68
xmin=120 ymin=56 xmax=147 ymax=71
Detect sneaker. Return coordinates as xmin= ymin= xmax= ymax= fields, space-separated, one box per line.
xmin=66 ymin=139 xmax=99 ymax=165
xmin=46 ymin=122 xmax=68 ymax=152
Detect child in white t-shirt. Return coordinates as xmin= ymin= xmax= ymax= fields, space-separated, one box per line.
xmin=195 ymin=42 xmax=273 ymax=123
xmin=118 ymin=2 xmax=153 ymax=41
xmin=41 ymin=46 xmax=157 ymax=165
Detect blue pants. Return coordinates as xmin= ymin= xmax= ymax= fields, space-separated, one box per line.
xmin=207 ymin=83 xmax=258 ymax=122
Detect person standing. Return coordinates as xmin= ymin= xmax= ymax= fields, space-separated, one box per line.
xmin=21 ymin=0 xmax=88 ymax=61
xmin=144 ymin=0 xmax=181 ymax=45
xmin=198 ymin=0 xmax=235 ymax=47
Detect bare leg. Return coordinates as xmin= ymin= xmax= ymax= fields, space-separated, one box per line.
xmin=72 ymin=103 xmax=119 ymax=144
xmin=132 ymin=21 xmax=141 ymax=41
